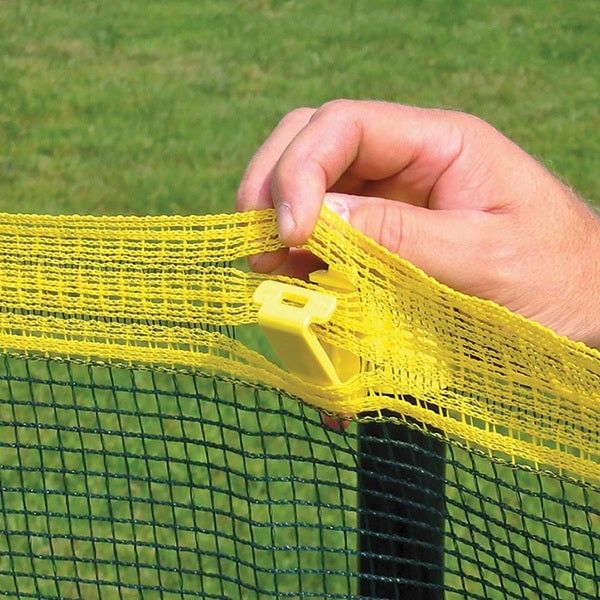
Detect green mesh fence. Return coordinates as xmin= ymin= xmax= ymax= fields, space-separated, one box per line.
xmin=0 ymin=354 xmax=599 ymax=599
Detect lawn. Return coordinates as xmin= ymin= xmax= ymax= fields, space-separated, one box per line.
xmin=1 ymin=1 xmax=598 ymax=216
xmin=0 ymin=1 xmax=598 ymax=598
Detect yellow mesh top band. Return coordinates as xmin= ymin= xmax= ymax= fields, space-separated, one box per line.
xmin=0 ymin=209 xmax=598 ymax=482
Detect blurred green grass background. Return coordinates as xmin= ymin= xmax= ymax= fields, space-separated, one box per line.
xmin=1 ymin=0 xmax=598 ymax=216
xmin=0 ymin=1 xmax=599 ymax=598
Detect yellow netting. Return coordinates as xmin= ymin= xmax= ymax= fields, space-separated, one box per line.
xmin=0 ymin=208 xmax=598 ymax=482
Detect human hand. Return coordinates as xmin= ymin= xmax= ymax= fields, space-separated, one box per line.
xmin=237 ymin=100 xmax=600 ymax=351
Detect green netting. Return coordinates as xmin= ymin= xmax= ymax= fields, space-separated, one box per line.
xmin=0 ymin=353 xmax=598 ymax=599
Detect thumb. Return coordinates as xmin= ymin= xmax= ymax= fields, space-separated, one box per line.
xmin=323 ymin=193 xmax=498 ymax=296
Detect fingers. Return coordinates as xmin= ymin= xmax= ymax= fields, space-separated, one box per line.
xmin=237 ymin=100 xmax=471 ymax=249
xmin=268 ymin=100 xmax=467 ymax=246
xmin=236 ymin=108 xmax=316 ymax=273
xmin=236 ymin=100 xmax=536 ymax=303
xmin=324 ymin=192 xmax=501 ymax=297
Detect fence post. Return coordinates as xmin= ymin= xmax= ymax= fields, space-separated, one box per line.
xmin=357 ymin=407 xmax=446 ymax=598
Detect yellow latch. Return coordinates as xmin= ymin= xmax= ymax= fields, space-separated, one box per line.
xmin=254 ymin=267 xmax=446 ymax=399
xmin=253 ymin=269 xmax=359 ymax=387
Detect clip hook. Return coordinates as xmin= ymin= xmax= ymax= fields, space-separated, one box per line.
xmin=253 ymin=270 xmax=359 ymax=387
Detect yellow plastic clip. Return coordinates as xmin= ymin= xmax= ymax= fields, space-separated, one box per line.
xmin=253 ymin=280 xmax=342 ymax=386
xmin=309 ymin=268 xmax=361 ymax=383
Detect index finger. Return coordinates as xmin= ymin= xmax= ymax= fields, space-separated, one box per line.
xmin=235 ymin=108 xmax=317 ymax=273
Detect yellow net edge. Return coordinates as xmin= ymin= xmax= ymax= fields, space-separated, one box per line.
xmin=0 ymin=207 xmax=598 ymax=483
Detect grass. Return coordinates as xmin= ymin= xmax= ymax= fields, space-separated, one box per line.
xmin=1 ymin=1 xmax=598 ymax=215
xmin=0 ymin=1 xmax=599 ymax=598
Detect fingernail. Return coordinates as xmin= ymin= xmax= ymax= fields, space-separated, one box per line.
xmin=276 ymin=202 xmax=295 ymax=242
xmin=324 ymin=195 xmax=350 ymax=222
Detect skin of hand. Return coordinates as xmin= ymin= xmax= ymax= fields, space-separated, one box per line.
xmin=237 ymin=100 xmax=600 ymax=355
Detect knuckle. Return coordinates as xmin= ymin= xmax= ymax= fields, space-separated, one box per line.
xmin=319 ymin=98 xmax=352 ymax=112
xmin=313 ymin=99 xmax=362 ymax=142
xmin=356 ymin=202 xmax=405 ymax=257
xmin=315 ymin=98 xmax=355 ymax=121
xmin=451 ymin=110 xmax=497 ymax=142
xmin=377 ymin=203 xmax=404 ymax=256
xmin=277 ymin=106 xmax=315 ymax=129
